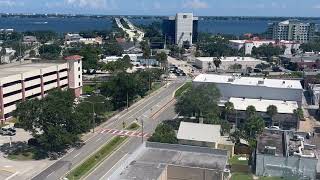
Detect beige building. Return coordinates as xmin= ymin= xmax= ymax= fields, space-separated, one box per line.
xmin=177 ymin=122 xmax=234 ymax=157
xmin=0 ymin=55 xmax=83 ymax=121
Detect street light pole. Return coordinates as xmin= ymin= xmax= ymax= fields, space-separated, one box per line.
xmin=141 ymin=119 xmax=144 ymax=143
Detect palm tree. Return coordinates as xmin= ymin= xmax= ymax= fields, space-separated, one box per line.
xmin=0 ymin=48 xmax=6 ymax=63
xmin=224 ymin=102 xmax=234 ymax=121
xmin=155 ymin=52 xmax=168 ymax=70
xmin=246 ymin=105 xmax=256 ymax=118
xmin=213 ymin=58 xmax=222 ymax=72
xmin=267 ymin=105 xmax=278 ymax=126
xmin=294 ymin=108 xmax=304 ymax=121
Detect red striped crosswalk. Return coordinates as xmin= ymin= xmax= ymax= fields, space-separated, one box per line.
xmin=99 ymin=128 xmax=151 ymax=138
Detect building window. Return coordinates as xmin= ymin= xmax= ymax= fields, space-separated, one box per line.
xmin=79 ymin=82 xmax=81 ymax=86
xmin=78 ymin=60 xmax=80 ymax=64
xmin=78 ymin=67 xmax=80 ymax=71
xmin=183 ymin=15 xmax=187 ymax=18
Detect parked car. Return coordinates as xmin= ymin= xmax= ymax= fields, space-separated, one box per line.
xmin=0 ymin=126 xmax=16 ymax=136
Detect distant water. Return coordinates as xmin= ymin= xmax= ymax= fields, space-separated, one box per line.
xmin=0 ymin=16 xmax=319 ymax=35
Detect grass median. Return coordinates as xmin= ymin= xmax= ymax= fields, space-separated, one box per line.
xmin=174 ymin=82 xmax=192 ymax=97
xmin=66 ymin=136 xmax=127 ymax=179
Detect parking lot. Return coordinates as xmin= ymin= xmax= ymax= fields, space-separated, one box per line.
xmin=0 ymin=125 xmax=53 ymax=180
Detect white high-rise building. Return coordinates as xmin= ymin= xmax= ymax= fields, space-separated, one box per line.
xmin=175 ymin=13 xmax=198 ymax=47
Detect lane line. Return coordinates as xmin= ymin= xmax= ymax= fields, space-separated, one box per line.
xmin=73 ymin=152 xmax=81 ymax=159
xmin=95 ymin=137 xmax=102 ymax=142
xmin=5 ymin=171 xmax=19 ymax=180
xmin=99 ymin=154 xmax=128 ymax=180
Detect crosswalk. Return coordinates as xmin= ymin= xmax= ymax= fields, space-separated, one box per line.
xmin=99 ymin=129 xmax=151 ymax=138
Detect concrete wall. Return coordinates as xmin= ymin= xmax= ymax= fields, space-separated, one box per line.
xmin=233 ymin=111 xmax=299 ymax=130
xmin=256 ymin=154 xmax=317 ymax=180
xmin=178 ymin=139 xmax=216 ymax=149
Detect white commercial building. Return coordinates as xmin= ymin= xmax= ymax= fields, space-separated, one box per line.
xmin=65 ymin=33 xmax=102 ymax=45
xmin=175 ymin=13 xmax=198 ymax=47
xmin=195 ymin=56 xmax=265 ymax=71
xmin=229 ymin=40 xmax=300 ymax=55
xmin=0 ymin=55 xmax=83 ymax=121
xmin=193 ymin=74 xmax=303 ymax=106
xmin=0 ymin=48 xmax=16 ymax=64
xmin=229 ymin=40 xmax=275 ymax=55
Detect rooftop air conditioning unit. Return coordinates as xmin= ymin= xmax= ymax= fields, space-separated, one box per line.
xmin=264 ymin=146 xmax=276 ymax=155
xmin=258 ymin=80 xmax=264 ymax=84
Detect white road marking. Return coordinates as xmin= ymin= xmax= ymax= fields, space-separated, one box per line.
xmin=73 ymin=152 xmax=81 ymax=158
xmin=47 ymin=171 xmax=54 ymax=178
xmin=99 ymin=154 xmax=128 ymax=180
xmin=95 ymin=137 xmax=102 ymax=142
xmin=5 ymin=171 xmax=19 ymax=180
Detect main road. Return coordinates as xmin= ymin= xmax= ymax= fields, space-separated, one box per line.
xmin=31 ymin=78 xmax=186 ymax=180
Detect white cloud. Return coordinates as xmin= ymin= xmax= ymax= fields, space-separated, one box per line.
xmin=183 ymin=0 xmax=208 ymax=9
xmin=0 ymin=0 xmax=24 ymax=7
xmin=65 ymin=0 xmax=108 ymax=9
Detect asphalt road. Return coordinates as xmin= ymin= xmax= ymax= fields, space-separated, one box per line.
xmin=84 ymin=98 xmax=178 ymax=180
xmin=31 ymin=78 xmax=185 ymax=180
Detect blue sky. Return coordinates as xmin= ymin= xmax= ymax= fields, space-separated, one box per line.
xmin=0 ymin=0 xmax=320 ymax=17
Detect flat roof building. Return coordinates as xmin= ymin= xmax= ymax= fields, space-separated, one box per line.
xmin=193 ymin=74 xmax=303 ymax=106
xmin=109 ymin=142 xmax=229 ymax=180
xmin=177 ymin=122 xmax=235 ymax=157
xmin=255 ymin=129 xmax=319 ymax=179
xmin=195 ymin=56 xmax=265 ymax=72
xmin=227 ymin=97 xmax=299 ymax=129
xmin=0 ymin=56 xmax=83 ymax=121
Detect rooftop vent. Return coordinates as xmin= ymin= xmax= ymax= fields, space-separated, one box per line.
xmin=282 ymin=81 xmax=286 ymax=84
xmin=264 ymin=146 xmax=276 ymax=155
xmin=258 ymin=80 xmax=264 ymax=85
xmin=228 ymin=78 xmax=234 ymax=82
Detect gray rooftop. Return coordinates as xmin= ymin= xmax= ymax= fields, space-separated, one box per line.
xmin=0 ymin=60 xmax=65 ymax=79
xmin=109 ymin=142 xmax=228 ymax=180
xmin=257 ymin=130 xmax=285 ymax=156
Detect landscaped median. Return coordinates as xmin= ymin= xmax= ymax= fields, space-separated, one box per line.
xmin=65 ymin=122 xmax=141 ymax=179
xmin=174 ymin=82 xmax=192 ymax=97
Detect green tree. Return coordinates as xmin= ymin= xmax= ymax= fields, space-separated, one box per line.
xmin=13 ymin=90 xmax=92 ymax=152
xmin=148 ymin=123 xmax=178 ymax=144
xmin=267 ymin=105 xmax=278 ymax=126
xmin=29 ymin=49 xmax=36 ymax=57
xmin=175 ymin=84 xmax=221 ymax=119
xmin=294 ymin=108 xmax=304 ymax=121
xmin=103 ymin=42 xmax=123 ymax=56
xmin=213 ymin=58 xmax=222 ymax=72
xmin=244 ymin=115 xmax=265 ymax=138
xmin=246 ymin=105 xmax=256 ymax=118
xmin=102 ymin=55 xmax=133 ymax=73
xmin=155 ymin=52 xmax=168 ymax=70
xmin=39 ymin=44 xmax=62 ymax=60
xmin=79 ymin=45 xmax=101 ymax=70
xmin=224 ymin=101 xmax=234 ymax=121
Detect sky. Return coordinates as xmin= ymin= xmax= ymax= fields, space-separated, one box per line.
xmin=0 ymin=0 xmax=320 ymax=17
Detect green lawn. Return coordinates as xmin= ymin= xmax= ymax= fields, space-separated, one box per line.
xmin=231 ymin=173 xmax=285 ymax=180
xmin=66 ymin=136 xmax=127 ymax=179
xmin=126 ymin=122 xmax=140 ymax=131
xmin=174 ymin=82 xmax=192 ymax=97
xmin=229 ymin=155 xmax=249 ymax=165
xmin=231 ymin=172 xmax=253 ymax=180
xmin=7 ymin=151 xmax=34 ymax=161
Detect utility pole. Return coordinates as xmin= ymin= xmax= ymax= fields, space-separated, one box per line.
xmin=126 ymin=91 xmax=129 ymax=111
xmin=92 ymin=103 xmax=95 ymax=133
xmin=141 ymin=119 xmax=144 ymax=143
